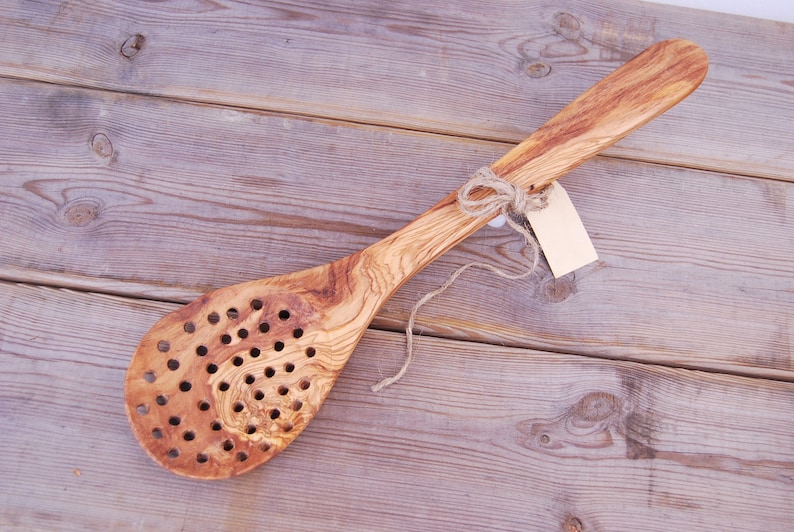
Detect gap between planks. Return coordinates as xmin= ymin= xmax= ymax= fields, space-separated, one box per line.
xmin=1 ymin=281 xmax=792 ymax=530
xmin=1 ymin=0 xmax=792 ymax=183
xmin=1 ymin=276 xmax=791 ymax=387
xmin=1 ymin=75 xmax=791 ymax=382
xmin=2 ymin=71 xmax=767 ymax=186
xmin=5 ymin=70 xmax=790 ymax=193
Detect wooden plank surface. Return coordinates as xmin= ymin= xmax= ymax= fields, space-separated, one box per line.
xmin=1 ymin=0 xmax=793 ymax=529
xmin=1 ymin=77 xmax=791 ymax=379
xmin=0 ymin=0 xmax=792 ymax=181
xmin=1 ymin=281 xmax=792 ymax=531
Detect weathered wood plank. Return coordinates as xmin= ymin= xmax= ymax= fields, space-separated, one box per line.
xmin=0 ymin=1 xmax=792 ymax=180
xmin=1 ymin=78 xmax=792 ymax=379
xmin=1 ymin=1 xmax=791 ymax=529
xmin=0 ymin=282 xmax=792 ymax=530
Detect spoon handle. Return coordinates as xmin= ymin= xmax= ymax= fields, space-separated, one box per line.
xmin=365 ymin=39 xmax=708 ymax=281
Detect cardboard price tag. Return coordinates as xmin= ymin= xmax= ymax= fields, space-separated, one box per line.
xmin=524 ymin=183 xmax=598 ymax=278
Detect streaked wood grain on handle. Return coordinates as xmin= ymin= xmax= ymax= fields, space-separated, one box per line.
xmin=367 ymin=39 xmax=708 ymax=283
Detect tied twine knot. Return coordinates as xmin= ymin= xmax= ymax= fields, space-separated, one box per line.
xmin=458 ymin=166 xmax=550 ymax=218
xmin=371 ymin=167 xmax=551 ymax=392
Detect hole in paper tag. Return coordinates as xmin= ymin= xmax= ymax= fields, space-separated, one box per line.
xmin=488 ymin=214 xmax=507 ymax=228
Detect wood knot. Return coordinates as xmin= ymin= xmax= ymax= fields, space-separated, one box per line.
xmin=90 ymin=133 xmax=113 ymax=159
xmin=121 ymin=34 xmax=145 ymax=58
xmin=571 ymin=391 xmax=622 ymax=422
xmin=525 ymin=61 xmax=552 ymax=78
xmin=538 ymin=275 xmax=576 ymax=303
xmin=564 ymin=516 xmax=584 ymax=532
xmin=61 ymin=199 xmax=101 ymax=227
xmin=516 ymin=391 xmax=623 ymax=457
xmin=553 ymin=12 xmax=582 ymax=40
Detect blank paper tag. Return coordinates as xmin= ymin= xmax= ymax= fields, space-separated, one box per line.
xmin=524 ymin=183 xmax=598 ymax=278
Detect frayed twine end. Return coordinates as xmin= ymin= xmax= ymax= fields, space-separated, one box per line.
xmin=370 ymin=167 xmax=549 ymax=392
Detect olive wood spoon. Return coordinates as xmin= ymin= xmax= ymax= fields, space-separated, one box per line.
xmin=125 ymin=39 xmax=708 ymax=479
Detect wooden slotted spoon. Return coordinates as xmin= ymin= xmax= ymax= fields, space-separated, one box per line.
xmin=125 ymin=39 xmax=708 ymax=479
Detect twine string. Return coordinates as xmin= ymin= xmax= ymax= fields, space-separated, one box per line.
xmin=371 ymin=167 xmax=550 ymax=392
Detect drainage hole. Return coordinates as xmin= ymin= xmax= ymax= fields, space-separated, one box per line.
xmin=284 ymin=362 xmax=295 ymax=373
xmin=210 ymin=420 xmax=222 ymax=431
xmin=152 ymin=428 xmax=163 ymax=439
xmin=196 ymin=453 xmax=209 ymax=464
xmin=299 ymin=378 xmax=310 ymax=390
xmin=269 ymin=409 xmax=280 ymax=420
xmin=156 ymin=395 xmax=168 ymax=406
xmin=226 ymin=308 xmax=239 ymax=320
xmin=184 ymin=322 xmax=196 ymax=334
xmin=250 ymin=347 xmax=261 ymax=358
xmin=167 ymin=448 xmax=180 ymax=459
xmin=246 ymin=424 xmax=256 ymax=435
xmin=237 ymin=328 xmax=248 ymax=339
xmin=183 ymin=430 xmax=195 ymax=441
xmin=219 ymin=381 xmax=230 ymax=392
xmin=157 ymin=340 xmax=170 ymax=353
xmin=196 ymin=345 xmax=208 ymax=356
xmin=259 ymin=322 xmax=270 ymax=333
xmin=198 ymin=400 xmax=210 ymax=411
xmin=143 ymin=371 xmax=156 ymax=383
xmin=306 ymin=347 xmax=316 ymax=358
xmin=221 ymin=334 xmax=232 ymax=345
xmin=237 ymin=451 xmax=249 ymax=462
xmin=167 ymin=359 xmax=180 ymax=371
xmin=274 ymin=341 xmax=285 ymax=352
xmin=293 ymin=328 xmax=303 ymax=339
xmin=179 ymin=381 xmax=192 ymax=392
xmin=264 ymin=367 xmax=275 ymax=378
xmin=207 ymin=363 xmax=218 ymax=374
xmin=251 ymin=299 xmax=263 ymax=310
xmin=208 ymin=312 xmax=220 ymax=324
xmin=233 ymin=402 xmax=244 ymax=413
xmin=223 ymin=439 xmax=234 ymax=451
xmin=245 ymin=374 xmax=255 ymax=385
xmin=136 ymin=404 xmax=149 ymax=415
xmin=278 ymin=309 xmax=290 ymax=320
xmin=169 ymin=416 xmax=181 ymax=426
xmin=254 ymin=389 xmax=265 ymax=400
xmin=232 ymin=356 xmax=244 ymax=366
xmin=277 ymin=385 xmax=289 ymax=396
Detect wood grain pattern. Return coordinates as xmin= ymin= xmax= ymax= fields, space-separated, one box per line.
xmin=124 ymin=40 xmax=708 ymax=478
xmin=0 ymin=0 xmax=791 ymax=180
xmin=1 ymin=0 xmax=792 ymax=527
xmin=2 ymin=282 xmax=792 ymax=530
xmin=371 ymin=39 xmax=707 ymax=272
xmin=0 ymin=76 xmax=791 ymax=380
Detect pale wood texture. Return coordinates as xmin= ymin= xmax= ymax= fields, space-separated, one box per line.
xmin=3 ymin=282 xmax=794 ymax=530
xmin=1 ymin=76 xmax=791 ymax=380
xmin=0 ymin=1 xmax=791 ymax=180
xmin=1 ymin=0 xmax=793 ymax=529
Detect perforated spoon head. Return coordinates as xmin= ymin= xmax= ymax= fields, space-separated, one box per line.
xmin=125 ymin=256 xmax=372 ymax=479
